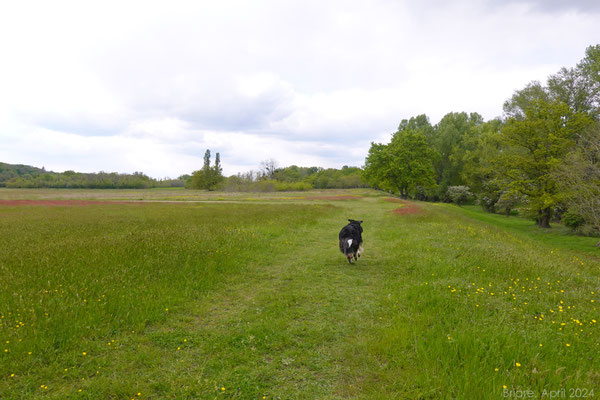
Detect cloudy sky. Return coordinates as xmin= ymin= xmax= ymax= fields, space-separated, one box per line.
xmin=1 ymin=0 xmax=599 ymax=177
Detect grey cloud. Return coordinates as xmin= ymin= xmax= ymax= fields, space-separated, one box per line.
xmin=486 ymin=0 xmax=600 ymax=13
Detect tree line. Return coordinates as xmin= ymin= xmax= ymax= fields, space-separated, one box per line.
xmin=364 ymin=44 xmax=600 ymax=241
xmin=187 ymin=154 xmax=367 ymax=191
xmin=0 ymin=163 xmax=187 ymax=189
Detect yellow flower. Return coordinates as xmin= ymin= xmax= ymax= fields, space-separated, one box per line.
xmin=503 ymin=385 xmax=508 ymax=389
xmin=221 ymin=387 xmax=226 ymax=391
xmin=566 ymin=343 xmax=571 ymax=347
xmin=515 ymin=362 xmax=521 ymax=367
xmin=494 ymin=368 xmax=499 ymax=372
xmin=539 ymin=344 xmax=543 ymax=347
xmin=82 ymin=352 xmax=87 ymax=355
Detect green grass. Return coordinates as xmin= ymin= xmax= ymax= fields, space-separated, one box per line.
xmin=1 ymin=190 xmax=599 ymax=399
xmin=451 ymin=205 xmax=600 ymax=255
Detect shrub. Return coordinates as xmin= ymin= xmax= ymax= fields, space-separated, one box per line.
xmin=496 ymin=192 xmax=521 ymax=216
xmin=446 ymin=186 xmax=473 ymax=206
xmin=274 ymin=181 xmax=313 ymax=191
xmin=562 ymin=211 xmax=586 ymax=230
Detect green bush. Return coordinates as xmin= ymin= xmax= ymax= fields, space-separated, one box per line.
xmin=274 ymin=181 xmax=313 ymax=191
xmin=562 ymin=211 xmax=586 ymax=230
xmin=446 ymin=186 xmax=473 ymax=205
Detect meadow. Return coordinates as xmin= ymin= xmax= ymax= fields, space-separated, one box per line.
xmin=0 ymin=188 xmax=599 ymax=399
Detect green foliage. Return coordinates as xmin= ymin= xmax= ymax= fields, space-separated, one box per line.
xmin=497 ymin=99 xmax=593 ymax=227
xmin=0 ymin=162 xmax=190 ymax=189
xmin=273 ymin=181 xmax=312 ymax=191
xmin=432 ymin=112 xmax=484 ymax=195
xmin=562 ymin=211 xmax=586 ymax=230
xmin=221 ymin=164 xmax=365 ymax=192
xmin=363 ymin=127 xmax=437 ymax=198
xmin=0 ymin=162 xmax=45 ymax=186
xmin=308 ymin=166 xmax=367 ymax=189
xmin=446 ymin=185 xmax=473 ymax=205
xmin=189 ymin=149 xmax=224 ymax=190
xmin=495 ymin=191 xmax=521 ymax=216
xmin=554 ymin=123 xmax=600 ymax=242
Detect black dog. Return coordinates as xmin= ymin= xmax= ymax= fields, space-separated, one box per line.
xmin=339 ymin=219 xmax=364 ymax=263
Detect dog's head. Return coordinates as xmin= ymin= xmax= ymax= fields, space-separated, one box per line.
xmin=347 ymin=219 xmax=363 ymax=233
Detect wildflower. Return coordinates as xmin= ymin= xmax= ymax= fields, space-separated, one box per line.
xmin=221 ymin=387 xmax=226 ymax=391
xmin=566 ymin=343 xmax=571 ymax=347
xmin=515 ymin=362 xmax=521 ymax=367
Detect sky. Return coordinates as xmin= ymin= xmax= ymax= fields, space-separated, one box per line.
xmin=1 ymin=0 xmax=599 ymax=178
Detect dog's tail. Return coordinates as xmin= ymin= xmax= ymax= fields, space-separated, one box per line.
xmin=340 ymin=238 xmax=353 ymax=255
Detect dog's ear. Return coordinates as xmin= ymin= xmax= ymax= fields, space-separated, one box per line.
xmin=348 ymin=219 xmax=355 ymax=223
xmin=358 ymin=220 xmax=363 ymax=224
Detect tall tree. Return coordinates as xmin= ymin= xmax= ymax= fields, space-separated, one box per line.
xmin=190 ymin=149 xmax=223 ymax=190
xmin=363 ymin=128 xmax=437 ymax=198
xmin=259 ymin=159 xmax=278 ymax=180
xmin=497 ymin=99 xmax=592 ymax=227
xmin=554 ymin=123 xmax=600 ymax=245
xmin=503 ymin=81 xmax=550 ymax=120
xmin=432 ymin=112 xmax=484 ymax=195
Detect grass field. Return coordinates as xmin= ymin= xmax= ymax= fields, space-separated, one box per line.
xmin=1 ymin=188 xmax=599 ymax=399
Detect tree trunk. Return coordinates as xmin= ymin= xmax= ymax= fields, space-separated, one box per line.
xmin=537 ymin=208 xmax=552 ymax=228
xmin=398 ymin=186 xmax=408 ymax=199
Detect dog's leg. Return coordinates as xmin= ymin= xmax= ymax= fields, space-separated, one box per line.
xmin=347 ymin=255 xmax=353 ymax=264
xmin=357 ymin=244 xmax=364 ymax=258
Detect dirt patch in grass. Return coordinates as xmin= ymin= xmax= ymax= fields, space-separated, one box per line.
xmin=0 ymin=199 xmax=135 ymax=207
xmin=389 ymin=201 xmax=423 ymax=215
xmin=383 ymin=197 xmax=406 ymax=203
xmin=305 ymin=195 xmax=362 ymax=201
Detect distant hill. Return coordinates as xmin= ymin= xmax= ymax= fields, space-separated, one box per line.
xmin=0 ymin=162 xmax=187 ymax=189
xmin=0 ymin=162 xmax=47 ymax=186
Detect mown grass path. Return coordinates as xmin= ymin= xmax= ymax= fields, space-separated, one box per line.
xmin=1 ymin=190 xmax=599 ymax=399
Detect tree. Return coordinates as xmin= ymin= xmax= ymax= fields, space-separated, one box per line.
xmin=554 ymin=123 xmax=600 ymax=245
xmin=259 ymin=159 xmax=278 ymax=180
xmin=497 ymin=99 xmax=592 ymax=228
xmin=432 ymin=112 xmax=484 ymax=196
xmin=503 ymin=81 xmax=550 ymax=120
xmin=190 ymin=149 xmax=224 ymax=190
xmin=363 ymin=128 xmax=438 ymax=198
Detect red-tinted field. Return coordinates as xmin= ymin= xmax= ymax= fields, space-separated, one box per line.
xmin=0 ymin=199 xmax=132 ymax=206
xmin=305 ymin=195 xmax=362 ymax=200
xmin=383 ymin=197 xmax=423 ymax=214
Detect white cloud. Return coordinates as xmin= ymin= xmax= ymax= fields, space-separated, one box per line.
xmin=0 ymin=0 xmax=599 ymax=177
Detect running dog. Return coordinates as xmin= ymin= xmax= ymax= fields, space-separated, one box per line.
xmin=338 ymin=219 xmax=364 ymax=263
